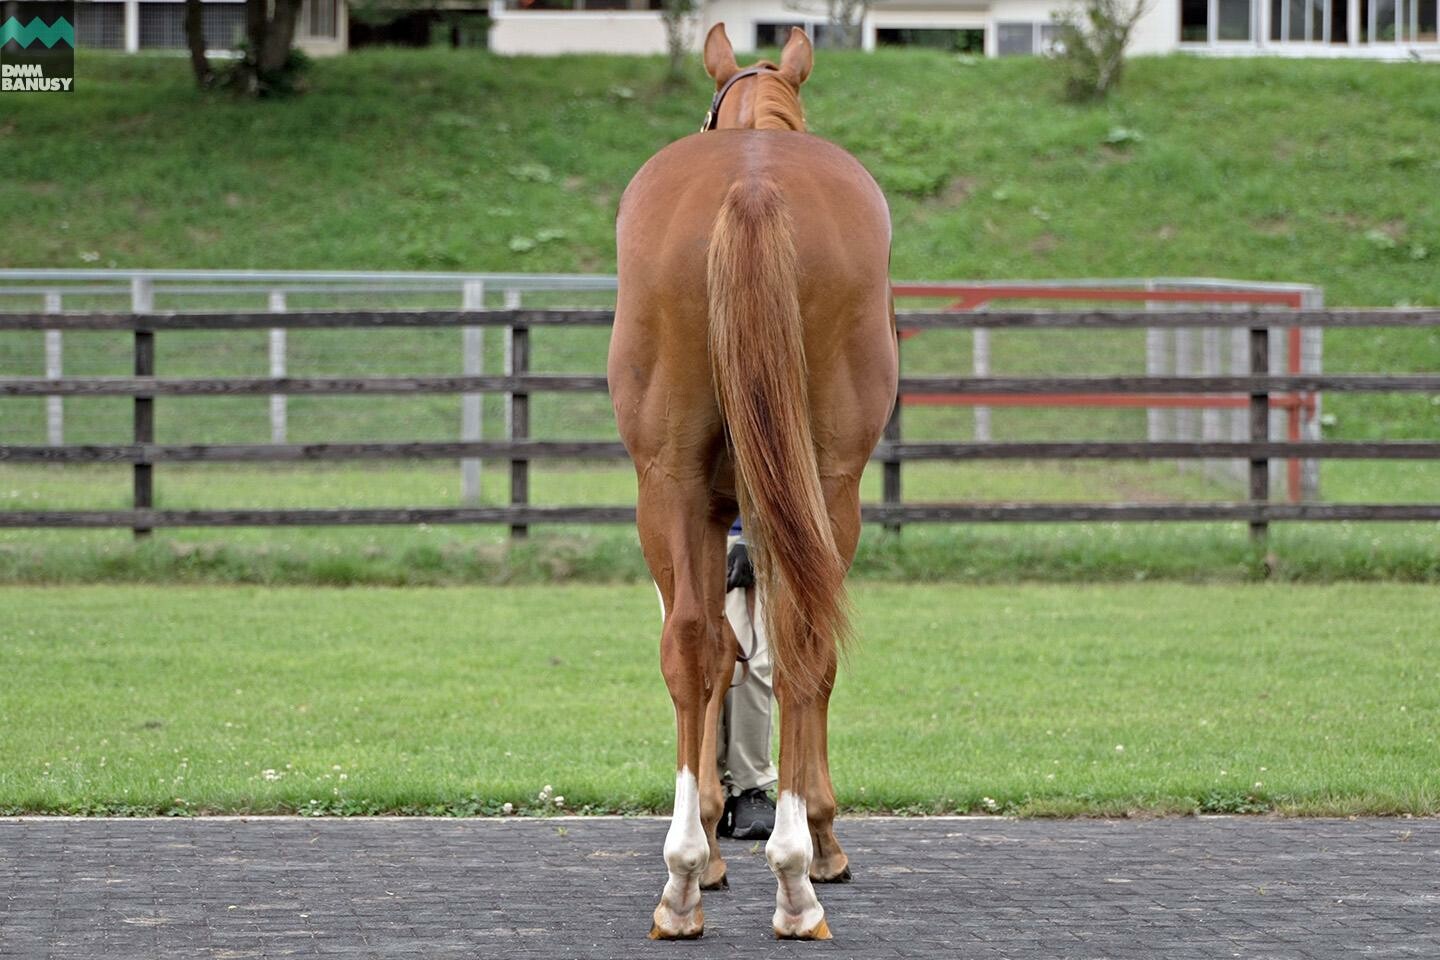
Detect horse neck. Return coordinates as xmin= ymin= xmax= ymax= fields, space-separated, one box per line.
xmin=751 ymin=76 xmax=805 ymax=132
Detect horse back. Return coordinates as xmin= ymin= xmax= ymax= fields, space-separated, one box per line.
xmin=615 ymin=130 xmax=892 ymax=332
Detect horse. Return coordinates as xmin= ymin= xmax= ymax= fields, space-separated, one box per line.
xmin=608 ymin=23 xmax=898 ymax=940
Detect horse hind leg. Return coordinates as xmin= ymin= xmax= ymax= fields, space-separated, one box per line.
xmin=767 ymin=674 xmax=835 ymax=940
xmin=767 ymin=468 xmax=866 ymax=936
xmin=698 ymin=616 xmax=735 ymax=891
xmin=643 ymin=479 xmax=734 ymax=939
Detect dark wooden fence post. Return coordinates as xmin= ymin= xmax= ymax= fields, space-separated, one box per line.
xmin=508 ymin=322 xmax=530 ymax=539
xmin=1249 ymin=326 xmax=1270 ymax=542
xmin=133 ymin=328 xmax=154 ymax=539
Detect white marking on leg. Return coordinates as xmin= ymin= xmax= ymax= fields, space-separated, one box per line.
xmin=766 ymin=791 xmax=825 ymax=936
xmin=653 ymin=580 xmax=666 ymax=624
xmin=655 ymin=767 xmax=707 ymax=934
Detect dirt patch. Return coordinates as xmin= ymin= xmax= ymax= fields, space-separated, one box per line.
xmin=1030 ymin=233 xmax=1060 ymax=256
xmin=1373 ymin=218 xmax=1408 ymax=241
xmin=1249 ymin=215 xmax=1293 ymax=237
xmin=929 ymin=176 xmax=979 ymax=207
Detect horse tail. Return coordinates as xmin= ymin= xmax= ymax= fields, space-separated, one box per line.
xmin=707 ymin=178 xmax=849 ymax=699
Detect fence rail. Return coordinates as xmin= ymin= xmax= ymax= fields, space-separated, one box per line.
xmin=1 ymin=307 xmax=1437 ymax=539
xmin=3 ymin=440 xmax=1439 ymax=464
xmin=3 ymin=307 xmax=1440 ymax=331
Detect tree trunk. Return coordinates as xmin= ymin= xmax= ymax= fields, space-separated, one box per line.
xmin=258 ymin=0 xmax=304 ymax=75
xmin=184 ymin=0 xmax=213 ymax=89
xmin=246 ymin=0 xmax=268 ymax=59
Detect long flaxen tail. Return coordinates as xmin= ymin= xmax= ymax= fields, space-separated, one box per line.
xmin=707 ymin=178 xmax=849 ymax=699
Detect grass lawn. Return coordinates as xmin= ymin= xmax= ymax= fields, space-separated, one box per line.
xmin=2 ymin=459 xmax=1438 ymax=585
xmin=2 ymin=582 xmax=1435 ymax=817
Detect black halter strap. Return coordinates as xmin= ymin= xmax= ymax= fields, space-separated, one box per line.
xmin=700 ymin=66 xmax=779 ymax=132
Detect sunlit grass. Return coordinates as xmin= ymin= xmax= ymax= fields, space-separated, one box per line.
xmin=1 ymin=582 xmax=1435 ymax=816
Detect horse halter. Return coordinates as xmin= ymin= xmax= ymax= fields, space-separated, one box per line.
xmin=700 ymin=66 xmax=779 ymax=132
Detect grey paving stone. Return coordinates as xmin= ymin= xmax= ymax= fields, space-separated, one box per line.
xmin=0 ymin=817 xmax=1436 ymax=959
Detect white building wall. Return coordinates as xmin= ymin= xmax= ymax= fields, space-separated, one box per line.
xmin=704 ymin=0 xmax=778 ymax=50
xmin=486 ymin=0 xmax=1439 ymax=58
xmin=488 ymin=5 xmax=690 ymax=55
xmin=1130 ymin=0 xmax=1180 ymax=53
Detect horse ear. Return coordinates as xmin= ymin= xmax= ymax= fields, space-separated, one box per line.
xmin=779 ymin=26 xmax=813 ymax=87
xmin=703 ymin=23 xmax=738 ymax=87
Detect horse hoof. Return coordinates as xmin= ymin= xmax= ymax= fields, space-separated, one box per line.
xmin=811 ymin=857 xmax=852 ymax=883
xmin=649 ymin=922 xmax=704 ymax=940
xmin=775 ymin=918 xmax=831 ymax=941
xmin=700 ymin=872 xmax=729 ymax=891
xmin=650 ymin=905 xmax=704 ymax=940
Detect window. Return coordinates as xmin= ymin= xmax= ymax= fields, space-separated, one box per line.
xmin=204 ymin=2 xmax=248 ymax=48
xmin=1271 ymin=0 xmax=1326 ymax=39
xmin=875 ymin=27 xmax=985 ymax=53
xmin=74 ymin=1 xmax=125 ymax=49
xmin=1420 ymin=0 xmax=1439 ymax=40
xmin=1181 ymin=0 xmax=1209 ymax=39
xmin=1218 ymin=0 xmax=1253 ymax=38
xmin=995 ymin=21 xmax=1057 ymax=55
xmin=996 ymin=21 xmax=1035 ymax=54
xmin=755 ymin=22 xmax=823 ymax=46
xmin=1368 ymin=0 xmax=1400 ymax=39
xmin=1330 ymin=0 xmax=1350 ymax=40
xmin=301 ymin=0 xmax=338 ymax=39
xmin=138 ymin=3 xmax=186 ymax=48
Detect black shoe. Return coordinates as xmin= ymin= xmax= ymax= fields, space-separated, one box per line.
xmin=730 ymin=788 xmax=776 ymax=841
xmin=716 ymin=794 xmax=736 ymax=838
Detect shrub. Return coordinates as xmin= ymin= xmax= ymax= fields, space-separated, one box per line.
xmin=1052 ymin=0 xmax=1148 ymax=101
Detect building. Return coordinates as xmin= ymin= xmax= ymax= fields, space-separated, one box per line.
xmin=63 ymin=0 xmax=1438 ymax=58
xmin=71 ymin=0 xmax=347 ymax=56
xmin=487 ymin=0 xmax=1440 ymax=59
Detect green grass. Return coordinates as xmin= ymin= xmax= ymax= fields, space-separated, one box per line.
xmin=2 ymin=583 xmax=1436 ymax=817
xmin=1 ymin=49 xmax=1438 ymax=445
xmin=1 ymin=50 xmax=1437 ymax=582
xmin=4 ymin=50 xmax=1438 ymax=305
xmin=2 ymin=460 xmax=1437 ymax=585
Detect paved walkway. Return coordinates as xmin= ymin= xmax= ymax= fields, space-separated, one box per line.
xmin=1 ymin=817 xmax=1436 ymax=959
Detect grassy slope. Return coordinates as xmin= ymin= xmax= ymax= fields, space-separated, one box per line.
xmin=2 ymin=583 xmax=1435 ymax=817
xmin=2 ymin=50 xmax=1438 ymax=439
xmin=1 ymin=51 xmax=1437 ymax=583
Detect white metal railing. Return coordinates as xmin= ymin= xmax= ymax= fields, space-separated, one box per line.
xmin=0 ymin=270 xmax=621 ymax=505
xmin=0 ymin=270 xmax=1323 ymax=499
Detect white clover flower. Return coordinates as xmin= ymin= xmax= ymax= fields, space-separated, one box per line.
xmin=502 ymin=802 xmax=513 ymax=815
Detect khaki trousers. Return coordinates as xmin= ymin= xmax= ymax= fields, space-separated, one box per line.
xmin=717 ymin=540 xmax=777 ymax=797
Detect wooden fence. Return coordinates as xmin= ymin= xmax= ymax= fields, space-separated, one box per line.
xmin=1 ymin=307 xmax=1438 ymax=539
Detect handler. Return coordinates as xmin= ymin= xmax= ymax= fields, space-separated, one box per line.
xmin=715 ymin=520 xmax=778 ymax=840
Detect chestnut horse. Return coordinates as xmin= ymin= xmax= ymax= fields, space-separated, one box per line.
xmin=608 ymin=24 xmax=897 ymax=940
